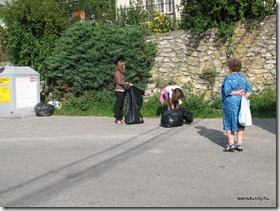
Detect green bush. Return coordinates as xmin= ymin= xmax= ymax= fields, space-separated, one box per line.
xmin=181 ymin=0 xmax=276 ymax=38
xmin=53 ymin=88 xmax=276 ymax=119
xmin=141 ymin=93 xmax=167 ymax=117
xmin=181 ymin=94 xmax=222 ymax=118
xmin=0 ymin=0 xmax=69 ymax=70
xmin=250 ymin=88 xmax=276 ymax=118
xmin=55 ymin=90 xmax=116 ymax=116
xmin=141 ymin=94 xmax=223 ymax=118
xmin=148 ymin=11 xmax=174 ymax=34
xmin=41 ymin=21 xmax=156 ymax=99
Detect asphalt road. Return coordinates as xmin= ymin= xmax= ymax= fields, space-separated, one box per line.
xmin=0 ymin=116 xmax=277 ymax=207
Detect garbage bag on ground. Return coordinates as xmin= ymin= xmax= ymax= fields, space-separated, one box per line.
xmin=125 ymin=86 xmax=144 ymax=125
xmin=177 ymin=108 xmax=193 ymax=124
xmin=34 ymin=103 xmax=55 ymax=117
xmin=161 ymin=109 xmax=184 ymax=128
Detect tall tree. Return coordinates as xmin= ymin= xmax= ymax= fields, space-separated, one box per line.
xmin=1 ymin=0 xmax=69 ymax=70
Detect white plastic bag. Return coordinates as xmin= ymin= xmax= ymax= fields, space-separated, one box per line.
xmin=238 ymin=96 xmax=252 ymax=126
xmin=48 ymin=100 xmax=62 ymax=109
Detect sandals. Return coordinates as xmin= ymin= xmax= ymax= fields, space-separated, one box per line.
xmin=235 ymin=144 xmax=243 ymax=152
xmin=223 ymin=143 xmax=243 ymax=152
xmin=223 ymin=144 xmax=235 ymax=152
xmin=115 ymin=119 xmax=125 ymax=124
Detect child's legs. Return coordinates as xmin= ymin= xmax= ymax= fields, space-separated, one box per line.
xmin=163 ymin=92 xmax=171 ymax=110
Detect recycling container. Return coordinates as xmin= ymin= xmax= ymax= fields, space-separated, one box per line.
xmin=0 ymin=66 xmax=40 ymax=118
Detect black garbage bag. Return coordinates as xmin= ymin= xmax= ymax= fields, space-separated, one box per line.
xmin=125 ymin=86 xmax=144 ymax=124
xmin=177 ymin=108 xmax=193 ymax=124
xmin=161 ymin=109 xmax=184 ymax=128
xmin=34 ymin=103 xmax=55 ymax=117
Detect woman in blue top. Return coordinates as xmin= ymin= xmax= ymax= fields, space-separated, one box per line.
xmin=221 ymin=57 xmax=252 ymax=152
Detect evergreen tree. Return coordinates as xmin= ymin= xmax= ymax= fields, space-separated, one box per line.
xmin=41 ymin=21 xmax=156 ymax=99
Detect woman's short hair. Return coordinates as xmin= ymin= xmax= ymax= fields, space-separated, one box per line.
xmin=227 ymin=57 xmax=242 ymax=72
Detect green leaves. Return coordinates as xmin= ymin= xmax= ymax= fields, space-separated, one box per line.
xmin=181 ymin=0 xmax=276 ymax=37
xmin=41 ymin=22 xmax=156 ymax=99
xmin=1 ymin=0 xmax=69 ymax=70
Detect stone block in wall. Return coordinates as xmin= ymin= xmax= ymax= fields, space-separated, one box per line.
xmin=176 ymin=75 xmax=192 ymax=84
xmin=188 ymin=66 xmax=201 ymax=74
xmin=186 ymin=57 xmax=200 ymax=66
xmin=263 ymin=73 xmax=274 ymax=81
xmin=264 ymin=64 xmax=275 ymax=70
xmin=160 ymin=52 xmax=176 ymax=57
xmin=145 ymin=15 xmax=276 ymax=100
xmin=236 ymin=45 xmax=248 ymax=54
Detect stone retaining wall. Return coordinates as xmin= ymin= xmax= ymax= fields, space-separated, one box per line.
xmin=145 ymin=15 xmax=276 ymax=99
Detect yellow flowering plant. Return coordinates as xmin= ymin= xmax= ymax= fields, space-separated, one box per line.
xmin=148 ymin=11 xmax=174 ymax=34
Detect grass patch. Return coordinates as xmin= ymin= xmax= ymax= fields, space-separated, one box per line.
xmin=52 ymin=88 xmax=276 ymax=119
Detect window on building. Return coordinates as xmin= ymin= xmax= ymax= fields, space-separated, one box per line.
xmin=144 ymin=0 xmax=173 ymax=14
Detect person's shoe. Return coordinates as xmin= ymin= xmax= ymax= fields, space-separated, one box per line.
xmin=115 ymin=120 xmax=123 ymax=124
xmin=223 ymin=144 xmax=235 ymax=152
xmin=235 ymin=144 xmax=243 ymax=152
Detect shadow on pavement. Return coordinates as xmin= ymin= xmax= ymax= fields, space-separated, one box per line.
xmin=195 ymin=126 xmax=227 ymax=148
xmin=2 ymin=126 xmax=181 ymax=207
xmin=252 ymin=118 xmax=276 ymax=135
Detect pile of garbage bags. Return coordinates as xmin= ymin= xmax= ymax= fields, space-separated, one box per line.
xmin=161 ymin=108 xmax=193 ymax=128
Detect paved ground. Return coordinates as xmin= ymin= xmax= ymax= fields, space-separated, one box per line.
xmin=0 ymin=116 xmax=277 ymax=208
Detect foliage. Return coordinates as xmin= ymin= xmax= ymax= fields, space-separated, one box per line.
xmin=54 ymin=90 xmax=116 ymax=116
xmin=53 ymin=88 xmax=275 ymax=119
xmin=41 ymin=21 xmax=156 ymax=99
xmin=148 ymin=11 xmax=174 ymax=34
xmin=0 ymin=26 xmax=7 ymax=60
xmin=118 ymin=2 xmax=151 ymax=27
xmin=180 ymin=94 xmax=222 ymax=118
xmin=141 ymin=93 xmax=223 ymax=118
xmin=118 ymin=1 xmax=174 ymax=34
xmin=141 ymin=93 xmax=166 ymax=116
xmin=181 ymin=0 xmax=276 ymax=38
xmin=54 ymin=0 xmax=116 ymax=23
xmin=201 ymin=68 xmax=217 ymax=80
xmin=59 ymin=90 xmax=115 ymax=112
xmin=250 ymin=88 xmax=276 ymax=118
xmin=0 ymin=0 xmax=69 ymax=70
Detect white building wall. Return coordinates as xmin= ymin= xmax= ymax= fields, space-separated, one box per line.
xmin=116 ymin=0 xmax=131 ymax=8
xmin=116 ymin=0 xmax=183 ymax=19
xmin=117 ymin=0 xmax=182 ymax=10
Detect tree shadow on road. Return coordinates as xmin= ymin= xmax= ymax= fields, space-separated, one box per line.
xmin=252 ymin=118 xmax=276 ymax=135
xmin=195 ymin=126 xmax=227 ymax=148
xmin=2 ymin=125 xmax=182 ymax=207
